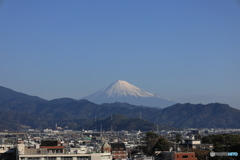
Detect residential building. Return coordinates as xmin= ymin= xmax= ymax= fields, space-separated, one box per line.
xmin=110 ymin=143 xmax=128 ymax=160
xmin=17 ymin=140 xmax=112 ymax=160
xmin=156 ymin=151 xmax=197 ymax=160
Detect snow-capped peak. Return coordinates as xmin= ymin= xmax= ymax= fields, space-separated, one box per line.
xmin=102 ymin=80 xmax=154 ymax=98
xmin=81 ymin=80 xmax=176 ymax=108
xmin=84 ymin=80 xmax=169 ymax=99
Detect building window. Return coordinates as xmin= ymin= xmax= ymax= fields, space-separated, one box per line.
xmin=44 ymin=157 xmax=56 ymax=160
xmin=61 ymin=157 xmax=73 ymax=160
xmin=77 ymin=156 xmax=89 ymax=160
xmin=182 ymin=155 xmax=188 ymax=158
xmin=27 ymin=158 xmax=41 ymax=160
xmin=101 ymin=155 xmax=110 ymax=159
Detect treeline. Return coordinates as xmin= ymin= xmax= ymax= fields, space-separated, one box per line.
xmin=190 ymin=134 xmax=240 ymax=160
xmin=142 ymin=132 xmax=240 ymax=160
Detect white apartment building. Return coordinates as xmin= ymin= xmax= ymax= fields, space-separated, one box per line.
xmin=17 ymin=143 xmax=112 ymax=160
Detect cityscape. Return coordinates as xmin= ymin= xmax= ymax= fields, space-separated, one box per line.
xmin=1 ymin=123 xmax=240 ymax=160
xmin=1 ymin=1 xmax=240 ymax=160
xmin=0 ymin=83 xmax=240 ymax=160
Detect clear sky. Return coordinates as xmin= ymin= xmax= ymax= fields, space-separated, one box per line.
xmin=0 ymin=0 xmax=240 ymax=109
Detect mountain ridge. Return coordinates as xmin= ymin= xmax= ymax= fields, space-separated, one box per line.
xmin=0 ymin=86 xmax=46 ymax=104
xmin=1 ymin=85 xmax=240 ymax=130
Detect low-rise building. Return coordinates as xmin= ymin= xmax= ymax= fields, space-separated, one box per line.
xmin=156 ymin=151 xmax=197 ymax=160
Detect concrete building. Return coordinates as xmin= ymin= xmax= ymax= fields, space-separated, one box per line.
xmin=17 ymin=140 xmax=112 ymax=160
xmin=18 ymin=152 xmax=112 ymax=160
xmin=0 ymin=144 xmax=16 ymax=160
xmin=180 ymin=139 xmax=213 ymax=150
xmin=156 ymin=151 xmax=197 ymax=160
xmin=110 ymin=143 xmax=128 ymax=160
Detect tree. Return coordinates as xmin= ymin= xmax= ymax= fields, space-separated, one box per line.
xmin=146 ymin=132 xmax=158 ymax=141
xmin=153 ymin=136 xmax=170 ymax=151
xmin=176 ymin=134 xmax=182 ymax=143
xmin=145 ymin=132 xmax=159 ymax=155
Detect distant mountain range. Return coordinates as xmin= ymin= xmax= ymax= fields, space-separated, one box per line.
xmin=82 ymin=80 xmax=176 ymax=108
xmin=0 ymin=86 xmax=46 ymax=103
xmin=0 ymin=85 xmax=240 ymax=131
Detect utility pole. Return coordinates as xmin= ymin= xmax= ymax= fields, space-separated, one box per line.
xmin=100 ymin=124 xmax=102 ymax=138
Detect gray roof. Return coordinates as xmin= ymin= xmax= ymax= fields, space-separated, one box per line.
xmin=110 ymin=143 xmax=126 ymax=151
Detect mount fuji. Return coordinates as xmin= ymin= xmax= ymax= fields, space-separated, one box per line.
xmin=82 ymin=80 xmax=176 ymax=108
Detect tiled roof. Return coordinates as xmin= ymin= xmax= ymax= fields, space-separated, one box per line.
xmin=40 ymin=146 xmax=65 ymax=149
xmin=110 ymin=143 xmax=126 ymax=150
xmin=102 ymin=141 xmax=111 ymax=148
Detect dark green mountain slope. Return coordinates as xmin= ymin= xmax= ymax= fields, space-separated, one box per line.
xmin=152 ymin=103 xmax=240 ymax=128
xmin=0 ymin=86 xmax=46 ymax=104
xmin=0 ymin=111 xmax=54 ymax=130
xmin=87 ymin=114 xmax=176 ymax=131
xmin=1 ymin=86 xmax=240 ymax=129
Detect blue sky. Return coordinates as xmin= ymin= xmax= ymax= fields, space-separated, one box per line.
xmin=0 ymin=0 xmax=240 ymax=108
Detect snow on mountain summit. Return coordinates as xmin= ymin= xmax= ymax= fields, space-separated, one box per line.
xmin=102 ymin=80 xmax=154 ymax=98
xmin=82 ymin=80 xmax=176 ymax=108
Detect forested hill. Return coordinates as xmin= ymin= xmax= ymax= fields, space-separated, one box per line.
xmin=1 ymin=86 xmax=240 ymax=130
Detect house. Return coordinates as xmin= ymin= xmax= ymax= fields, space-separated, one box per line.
xmin=110 ymin=143 xmax=128 ymax=160
xmin=102 ymin=141 xmax=111 ymax=153
xmin=180 ymin=139 xmax=213 ymax=150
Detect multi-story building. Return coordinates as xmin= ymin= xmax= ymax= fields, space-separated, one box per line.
xmin=110 ymin=143 xmax=128 ymax=160
xmin=0 ymin=144 xmax=16 ymax=160
xmin=174 ymin=152 xmax=197 ymax=160
xmin=157 ymin=151 xmax=197 ymax=160
xmin=180 ymin=139 xmax=213 ymax=150
xmin=17 ymin=140 xmax=112 ymax=160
